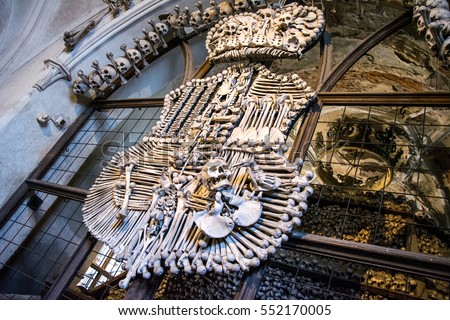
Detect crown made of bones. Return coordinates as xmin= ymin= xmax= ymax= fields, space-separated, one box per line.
xmin=206 ymin=3 xmax=325 ymax=63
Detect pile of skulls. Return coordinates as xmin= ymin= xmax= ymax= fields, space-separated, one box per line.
xmin=414 ymin=0 xmax=450 ymax=64
xmin=206 ymin=3 xmax=325 ymax=62
xmin=365 ymin=269 xmax=418 ymax=295
xmin=255 ymin=266 xmax=361 ymax=300
xmin=154 ymin=271 xmax=243 ymax=299
xmin=272 ymin=248 xmax=367 ymax=283
xmin=300 ymin=204 xmax=407 ymax=249
xmin=416 ymin=227 xmax=449 ymax=257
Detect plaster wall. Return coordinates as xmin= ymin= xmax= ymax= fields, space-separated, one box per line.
xmin=0 ymin=0 xmax=204 ymax=209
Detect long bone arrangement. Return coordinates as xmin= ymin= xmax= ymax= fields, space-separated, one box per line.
xmin=83 ymin=3 xmax=323 ymax=289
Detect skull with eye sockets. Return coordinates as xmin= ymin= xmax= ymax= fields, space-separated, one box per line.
xmin=201 ymin=158 xmax=232 ymax=191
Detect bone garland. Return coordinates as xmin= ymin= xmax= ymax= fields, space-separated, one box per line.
xmin=206 ymin=3 xmax=325 ymax=62
xmin=414 ymin=0 xmax=450 ymax=65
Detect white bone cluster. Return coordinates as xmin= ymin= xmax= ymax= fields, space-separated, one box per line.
xmin=206 ymin=3 xmax=325 ymax=62
xmin=414 ymin=0 xmax=450 ymax=65
xmin=82 ymin=64 xmax=317 ymax=288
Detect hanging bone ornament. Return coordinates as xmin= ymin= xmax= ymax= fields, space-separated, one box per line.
xmin=206 ymin=3 xmax=325 ymax=62
xmin=82 ymin=2 xmax=323 ymax=288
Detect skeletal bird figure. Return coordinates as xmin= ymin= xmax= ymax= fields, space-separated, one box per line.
xmin=82 ymin=3 xmax=322 ymax=288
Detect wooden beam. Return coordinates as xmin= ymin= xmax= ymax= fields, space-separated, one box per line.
xmin=93 ymin=98 xmax=164 ymax=110
xmin=318 ymin=92 xmax=450 ymax=106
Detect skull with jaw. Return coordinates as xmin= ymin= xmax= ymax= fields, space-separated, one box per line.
xmin=101 ymin=64 xmax=117 ymax=80
xmin=274 ymin=12 xmax=293 ymax=31
xmin=234 ymin=0 xmax=250 ymax=12
xmin=200 ymin=158 xmax=232 ymax=191
xmin=126 ymin=48 xmax=142 ymax=64
xmin=148 ymin=31 xmax=161 ymax=46
xmin=137 ymin=39 xmax=152 ymax=56
xmin=426 ymin=0 xmax=449 ymax=10
xmin=417 ymin=15 xmax=427 ymax=34
xmin=72 ymin=78 xmax=89 ymax=95
xmin=202 ymin=5 xmax=218 ymax=25
xmin=218 ymin=1 xmax=234 ymax=18
xmin=441 ymin=37 xmax=450 ymax=62
xmin=425 ymin=28 xmax=438 ymax=52
xmin=115 ymin=57 xmax=131 ymax=74
xmin=189 ymin=11 xmax=204 ymax=30
xmin=156 ymin=22 xmax=169 ymax=36
xmin=88 ymin=71 xmax=104 ymax=88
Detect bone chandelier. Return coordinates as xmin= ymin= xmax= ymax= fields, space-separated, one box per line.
xmin=82 ymin=2 xmax=324 ymax=288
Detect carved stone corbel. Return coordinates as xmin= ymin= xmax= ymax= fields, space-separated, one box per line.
xmin=33 ymin=59 xmax=72 ymax=92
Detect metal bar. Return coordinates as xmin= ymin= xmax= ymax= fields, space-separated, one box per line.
xmin=290 ymin=232 xmax=450 ymax=281
xmin=318 ymin=92 xmax=450 ymax=106
xmin=235 ymin=262 xmax=267 ymax=300
xmin=0 ymin=107 xmax=94 ymax=227
xmin=0 ymin=183 xmax=29 ymax=229
xmin=26 ymin=179 xmax=89 ymax=202
xmin=93 ymin=98 xmax=164 ymax=110
xmin=192 ymin=60 xmax=213 ymax=80
xmin=44 ymin=234 xmax=96 ymax=299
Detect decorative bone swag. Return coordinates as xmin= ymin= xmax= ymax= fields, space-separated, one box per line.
xmin=82 ymin=2 xmax=325 ymax=288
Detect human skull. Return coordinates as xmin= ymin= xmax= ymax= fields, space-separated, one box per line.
xmin=178 ymin=7 xmax=190 ymax=27
xmin=274 ymin=12 xmax=293 ymax=30
xmin=126 ymin=48 xmax=142 ymax=64
xmin=201 ymin=158 xmax=232 ymax=190
xmin=425 ymin=28 xmax=437 ymax=51
xmin=234 ymin=0 xmax=250 ymax=12
xmin=189 ymin=11 xmax=204 ymax=29
xmin=203 ymin=5 xmax=218 ymax=24
xmin=430 ymin=7 xmax=450 ymax=22
xmin=250 ymin=0 xmax=265 ymax=8
xmin=166 ymin=13 xmax=180 ymax=29
xmin=218 ymin=1 xmax=234 ymax=18
xmin=426 ymin=0 xmax=449 ymax=10
xmin=441 ymin=37 xmax=450 ymax=62
xmin=148 ymin=31 xmax=161 ymax=45
xmin=156 ymin=22 xmax=169 ymax=36
xmin=88 ymin=71 xmax=104 ymax=88
xmin=101 ymin=64 xmax=118 ymax=80
xmin=226 ymin=20 xmax=240 ymax=35
xmin=259 ymin=8 xmax=276 ymax=20
xmin=72 ymin=78 xmax=89 ymax=95
xmin=417 ymin=15 xmax=427 ymax=34
xmin=115 ymin=57 xmax=131 ymax=74
xmin=137 ymin=39 xmax=152 ymax=55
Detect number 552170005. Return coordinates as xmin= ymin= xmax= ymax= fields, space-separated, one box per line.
xmin=260 ymin=304 xmax=331 ymax=316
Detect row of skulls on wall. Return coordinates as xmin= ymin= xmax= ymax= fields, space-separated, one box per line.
xmin=72 ymin=0 xmax=280 ymax=98
xmin=414 ymin=0 xmax=450 ymax=64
